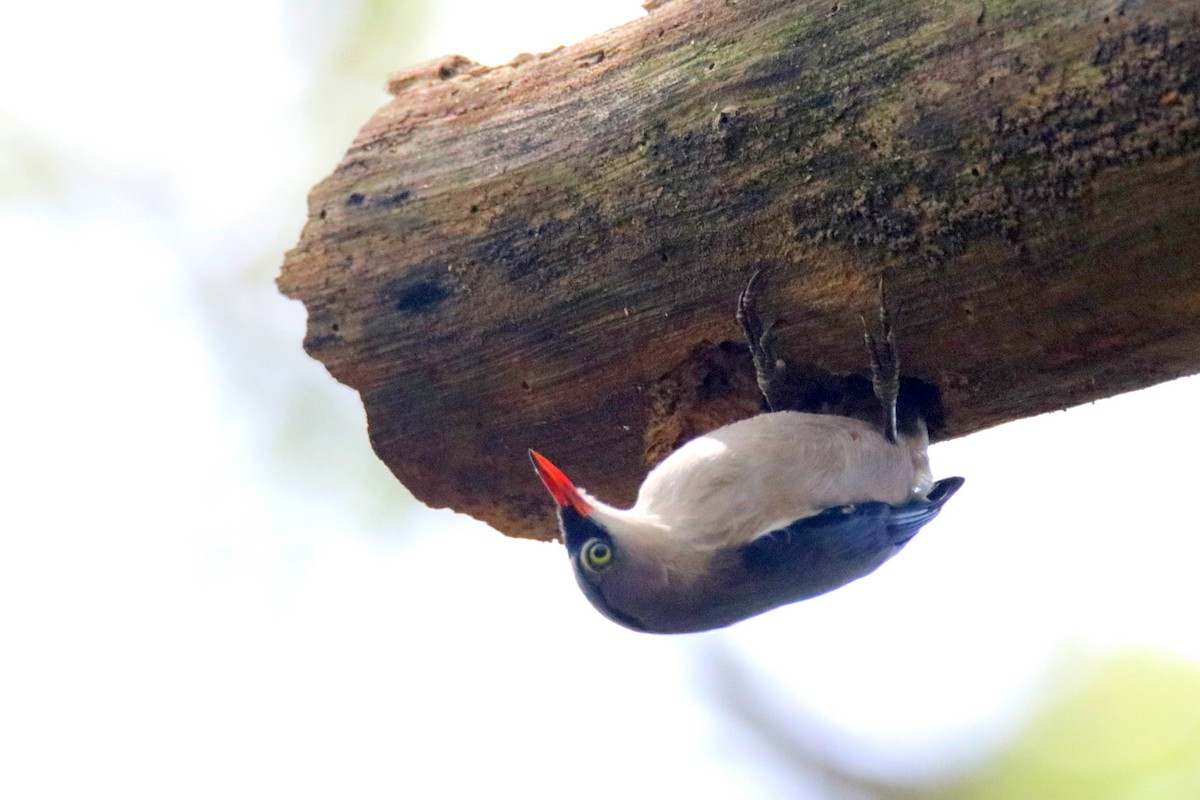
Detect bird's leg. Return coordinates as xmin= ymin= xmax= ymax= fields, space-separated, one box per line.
xmin=863 ymin=279 xmax=900 ymax=444
xmin=737 ymin=268 xmax=837 ymax=414
xmin=737 ymin=268 xmax=782 ymax=411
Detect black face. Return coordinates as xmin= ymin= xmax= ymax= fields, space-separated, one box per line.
xmin=558 ymin=506 xmax=611 ymax=559
xmin=557 ymin=507 xmax=648 ymax=633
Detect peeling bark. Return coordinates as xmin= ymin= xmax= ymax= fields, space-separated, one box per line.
xmin=279 ymin=0 xmax=1200 ymax=540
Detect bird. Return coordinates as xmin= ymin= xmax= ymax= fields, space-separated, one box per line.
xmin=530 ymin=270 xmax=964 ymax=634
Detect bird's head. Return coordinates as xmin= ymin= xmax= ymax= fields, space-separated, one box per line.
xmin=529 ymin=450 xmax=672 ymax=632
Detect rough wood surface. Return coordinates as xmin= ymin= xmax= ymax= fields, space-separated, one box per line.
xmin=279 ymin=0 xmax=1200 ymax=541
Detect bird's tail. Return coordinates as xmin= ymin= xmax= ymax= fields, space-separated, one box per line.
xmin=888 ymin=476 xmax=965 ymax=546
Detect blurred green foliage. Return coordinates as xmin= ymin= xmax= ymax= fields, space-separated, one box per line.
xmin=941 ymin=651 xmax=1200 ymax=799
xmin=0 ymin=113 xmax=68 ymax=204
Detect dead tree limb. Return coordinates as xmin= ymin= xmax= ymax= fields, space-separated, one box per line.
xmin=278 ymin=0 xmax=1200 ymax=540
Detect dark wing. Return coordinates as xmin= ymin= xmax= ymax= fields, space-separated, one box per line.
xmin=737 ymin=477 xmax=965 ymax=595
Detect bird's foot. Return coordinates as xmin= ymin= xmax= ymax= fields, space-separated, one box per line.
xmin=862 ymin=277 xmax=900 ymax=443
xmin=737 ymin=267 xmax=837 ymax=414
xmin=737 ymin=268 xmax=782 ymax=411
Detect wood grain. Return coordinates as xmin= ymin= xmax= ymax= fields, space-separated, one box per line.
xmin=279 ymin=0 xmax=1200 ymax=540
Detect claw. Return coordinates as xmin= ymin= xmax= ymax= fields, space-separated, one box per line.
xmin=738 ymin=267 xmax=782 ymax=411
xmin=736 ymin=266 xmax=769 ymax=359
xmin=737 ymin=266 xmax=851 ymax=417
xmin=864 ymin=277 xmax=900 ymax=443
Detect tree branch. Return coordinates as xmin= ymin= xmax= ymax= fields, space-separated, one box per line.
xmin=278 ymin=0 xmax=1200 ymax=540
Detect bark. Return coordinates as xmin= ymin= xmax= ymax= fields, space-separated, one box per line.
xmin=278 ymin=0 xmax=1200 ymax=541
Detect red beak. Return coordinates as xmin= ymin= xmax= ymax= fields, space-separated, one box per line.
xmin=529 ymin=450 xmax=593 ymax=516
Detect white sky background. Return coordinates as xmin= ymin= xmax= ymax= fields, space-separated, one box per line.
xmin=2 ymin=1 xmax=1198 ymax=798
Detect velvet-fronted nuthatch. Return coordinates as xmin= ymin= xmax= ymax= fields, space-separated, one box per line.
xmin=531 ymin=271 xmax=963 ymax=633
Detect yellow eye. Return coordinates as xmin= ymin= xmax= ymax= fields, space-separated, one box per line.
xmin=583 ymin=539 xmax=614 ymax=569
